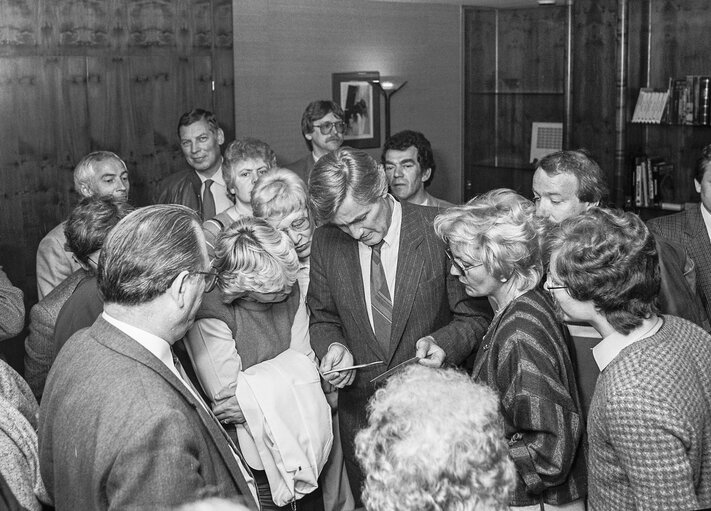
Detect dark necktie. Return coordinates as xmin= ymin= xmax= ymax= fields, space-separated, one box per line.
xmin=202 ymin=179 xmax=216 ymax=220
xmin=370 ymin=241 xmax=392 ymax=352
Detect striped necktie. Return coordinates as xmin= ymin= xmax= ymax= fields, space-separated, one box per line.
xmin=370 ymin=240 xmax=392 ymax=352
xmin=202 ymin=179 xmax=216 ymax=220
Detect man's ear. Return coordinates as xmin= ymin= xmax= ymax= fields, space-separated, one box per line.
xmin=217 ymin=128 xmax=225 ymax=146
xmin=421 ymin=167 xmax=432 ymax=183
xmin=305 ymin=132 xmax=313 ymax=142
xmin=696 ymin=179 xmax=702 ymax=194
xmin=168 ymin=270 xmax=191 ymax=308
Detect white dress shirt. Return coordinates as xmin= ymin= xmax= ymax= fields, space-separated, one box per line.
xmin=700 ymin=203 xmax=711 ymax=242
xmin=358 ymin=195 xmax=402 ymax=333
xmin=196 ymin=162 xmax=233 ymax=215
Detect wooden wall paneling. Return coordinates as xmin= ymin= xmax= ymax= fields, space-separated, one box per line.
xmin=648 ymin=0 xmax=711 ymax=84
xmin=0 ymin=58 xmax=20 ymax=166
xmin=497 ymin=8 xmax=567 ymax=94
xmin=570 ymin=0 xmax=618 ymax=204
xmin=464 ymin=6 xmax=565 ymax=201
xmin=215 ymin=49 xmax=235 ymax=142
xmin=129 ymin=57 xmax=159 ymax=160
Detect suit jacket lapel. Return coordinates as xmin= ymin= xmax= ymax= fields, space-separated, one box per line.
xmin=334 ymin=232 xmax=388 ymax=360
xmin=685 ymin=208 xmax=711 ymax=298
xmin=90 ymin=317 xmax=256 ymax=504
xmin=388 ymin=205 xmax=425 ymax=365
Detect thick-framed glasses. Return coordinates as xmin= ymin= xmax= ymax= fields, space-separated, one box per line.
xmin=194 ymin=271 xmax=219 ymax=293
xmin=313 ymin=121 xmax=346 ymax=135
xmin=445 ymin=248 xmax=484 ymax=273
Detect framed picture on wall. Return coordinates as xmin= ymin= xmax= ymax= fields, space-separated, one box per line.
xmin=332 ymin=71 xmax=381 ymax=149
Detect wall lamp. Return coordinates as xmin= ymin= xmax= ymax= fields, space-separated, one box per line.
xmin=372 ymin=77 xmax=408 ymax=140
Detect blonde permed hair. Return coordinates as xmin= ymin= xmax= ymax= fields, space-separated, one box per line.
xmin=355 ymin=365 xmax=515 ymax=511
xmin=434 ymin=188 xmax=543 ymax=290
xmin=214 ymin=216 xmax=298 ymax=303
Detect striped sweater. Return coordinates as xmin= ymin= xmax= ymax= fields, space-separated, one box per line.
xmin=471 ymin=287 xmax=587 ymax=506
xmin=588 ymin=315 xmax=711 ymax=511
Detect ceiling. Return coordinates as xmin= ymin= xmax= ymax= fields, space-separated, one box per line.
xmin=369 ymin=0 xmax=562 ymax=7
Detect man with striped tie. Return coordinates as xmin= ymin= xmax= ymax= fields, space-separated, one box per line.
xmin=307 ymin=147 xmax=491 ymax=507
xmin=157 ymin=108 xmax=232 ymax=221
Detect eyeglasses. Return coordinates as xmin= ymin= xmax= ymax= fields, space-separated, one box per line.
xmin=312 ymin=121 xmax=346 ymax=135
xmin=194 ymin=270 xmax=219 ymax=293
xmin=545 ymin=283 xmax=568 ymax=293
xmin=445 ymin=248 xmax=484 ymax=273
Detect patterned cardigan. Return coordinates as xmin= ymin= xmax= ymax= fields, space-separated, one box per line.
xmin=471 ymin=287 xmax=587 ymax=506
xmin=588 ymin=315 xmax=711 ymax=510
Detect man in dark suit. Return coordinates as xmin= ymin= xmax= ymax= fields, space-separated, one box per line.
xmin=39 ymin=204 xmax=258 ymax=510
xmin=648 ymin=144 xmax=711 ymax=325
xmin=285 ymin=100 xmax=345 ymax=184
xmin=307 ymin=147 xmax=490 ymax=506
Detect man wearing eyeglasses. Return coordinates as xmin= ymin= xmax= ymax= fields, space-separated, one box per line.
xmin=39 ymin=205 xmax=258 ymax=510
xmin=533 ymin=149 xmax=707 ymax=418
xmin=286 ymin=100 xmax=346 ymax=184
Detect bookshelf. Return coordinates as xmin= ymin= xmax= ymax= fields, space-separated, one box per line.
xmin=623 ymin=0 xmax=711 ymax=212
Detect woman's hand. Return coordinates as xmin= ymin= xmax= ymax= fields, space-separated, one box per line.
xmin=212 ymin=394 xmax=246 ymax=425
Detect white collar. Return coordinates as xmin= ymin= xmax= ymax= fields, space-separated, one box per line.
xmin=102 ymin=312 xmax=176 ymax=373
xmin=195 ymin=159 xmax=226 ymax=186
xmin=592 ymin=316 xmax=663 ymax=371
xmin=379 ymin=195 xmax=401 ymax=250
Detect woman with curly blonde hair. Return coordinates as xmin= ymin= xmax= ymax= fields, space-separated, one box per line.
xmin=433 ymin=189 xmax=587 ymax=510
xmin=184 ymin=216 xmax=324 ymax=511
xmin=355 ymin=364 xmax=515 ymax=511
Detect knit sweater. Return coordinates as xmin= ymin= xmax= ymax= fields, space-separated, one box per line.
xmin=588 ymin=315 xmax=711 ymax=510
xmin=471 ymin=287 xmax=587 ymax=506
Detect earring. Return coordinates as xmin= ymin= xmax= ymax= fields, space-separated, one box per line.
xmin=500 ymin=277 xmax=508 ymax=283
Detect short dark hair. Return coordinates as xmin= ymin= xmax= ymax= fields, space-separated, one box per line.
xmin=382 ymin=130 xmax=436 ymax=186
xmin=300 ymin=100 xmax=344 ymax=151
xmin=546 ymin=207 xmax=659 ymax=335
xmin=694 ymin=144 xmax=711 ymax=183
xmin=64 ymin=197 xmax=134 ymax=269
xmin=99 ymin=205 xmax=205 ymax=305
xmin=537 ymin=149 xmax=608 ymax=205
xmin=308 ymin=147 xmax=387 ymax=225
xmin=177 ymin=108 xmax=220 ymax=137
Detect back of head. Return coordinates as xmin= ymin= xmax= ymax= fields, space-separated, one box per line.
xmin=382 ymin=129 xmax=436 ymax=185
xmin=177 ymin=108 xmax=220 ymax=136
xmin=545 ymin=207 xmax=659 ymax=334
xmin=99 ymin=205 xmax=204 ymax=305
xmin=355 ymin=365 xmax=515 ymax=511
xmin=64 ymin=196 xmax=134 ymax=267
xmin=251 ymin=168 xmax=308 ymax=221
xmin=537 ymin=149 xmax=608 ymax=204
xmin=214 ymin=216 xmax=299 ymax=302
xmin=300 ymin=100 xmax=345 ymax=149
xmin=72 ymin=151 xmax=127 ymax=196
xmin=308 ymin=147 xmax=388 ymax=225
xmin=434 ymin=188 xmax=543 ymax=289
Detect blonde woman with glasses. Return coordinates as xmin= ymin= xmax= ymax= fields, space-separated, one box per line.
xmin=434 ymin=188 xmax=587 ymax=510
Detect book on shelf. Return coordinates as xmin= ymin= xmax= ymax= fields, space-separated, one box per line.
xmin=666 ymin=75 xmax=711 ymax=125
xmin=632 ymin=155 xmax=676 ymax=207
xmin=631 ymin=88 xmax=669 ymax=123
